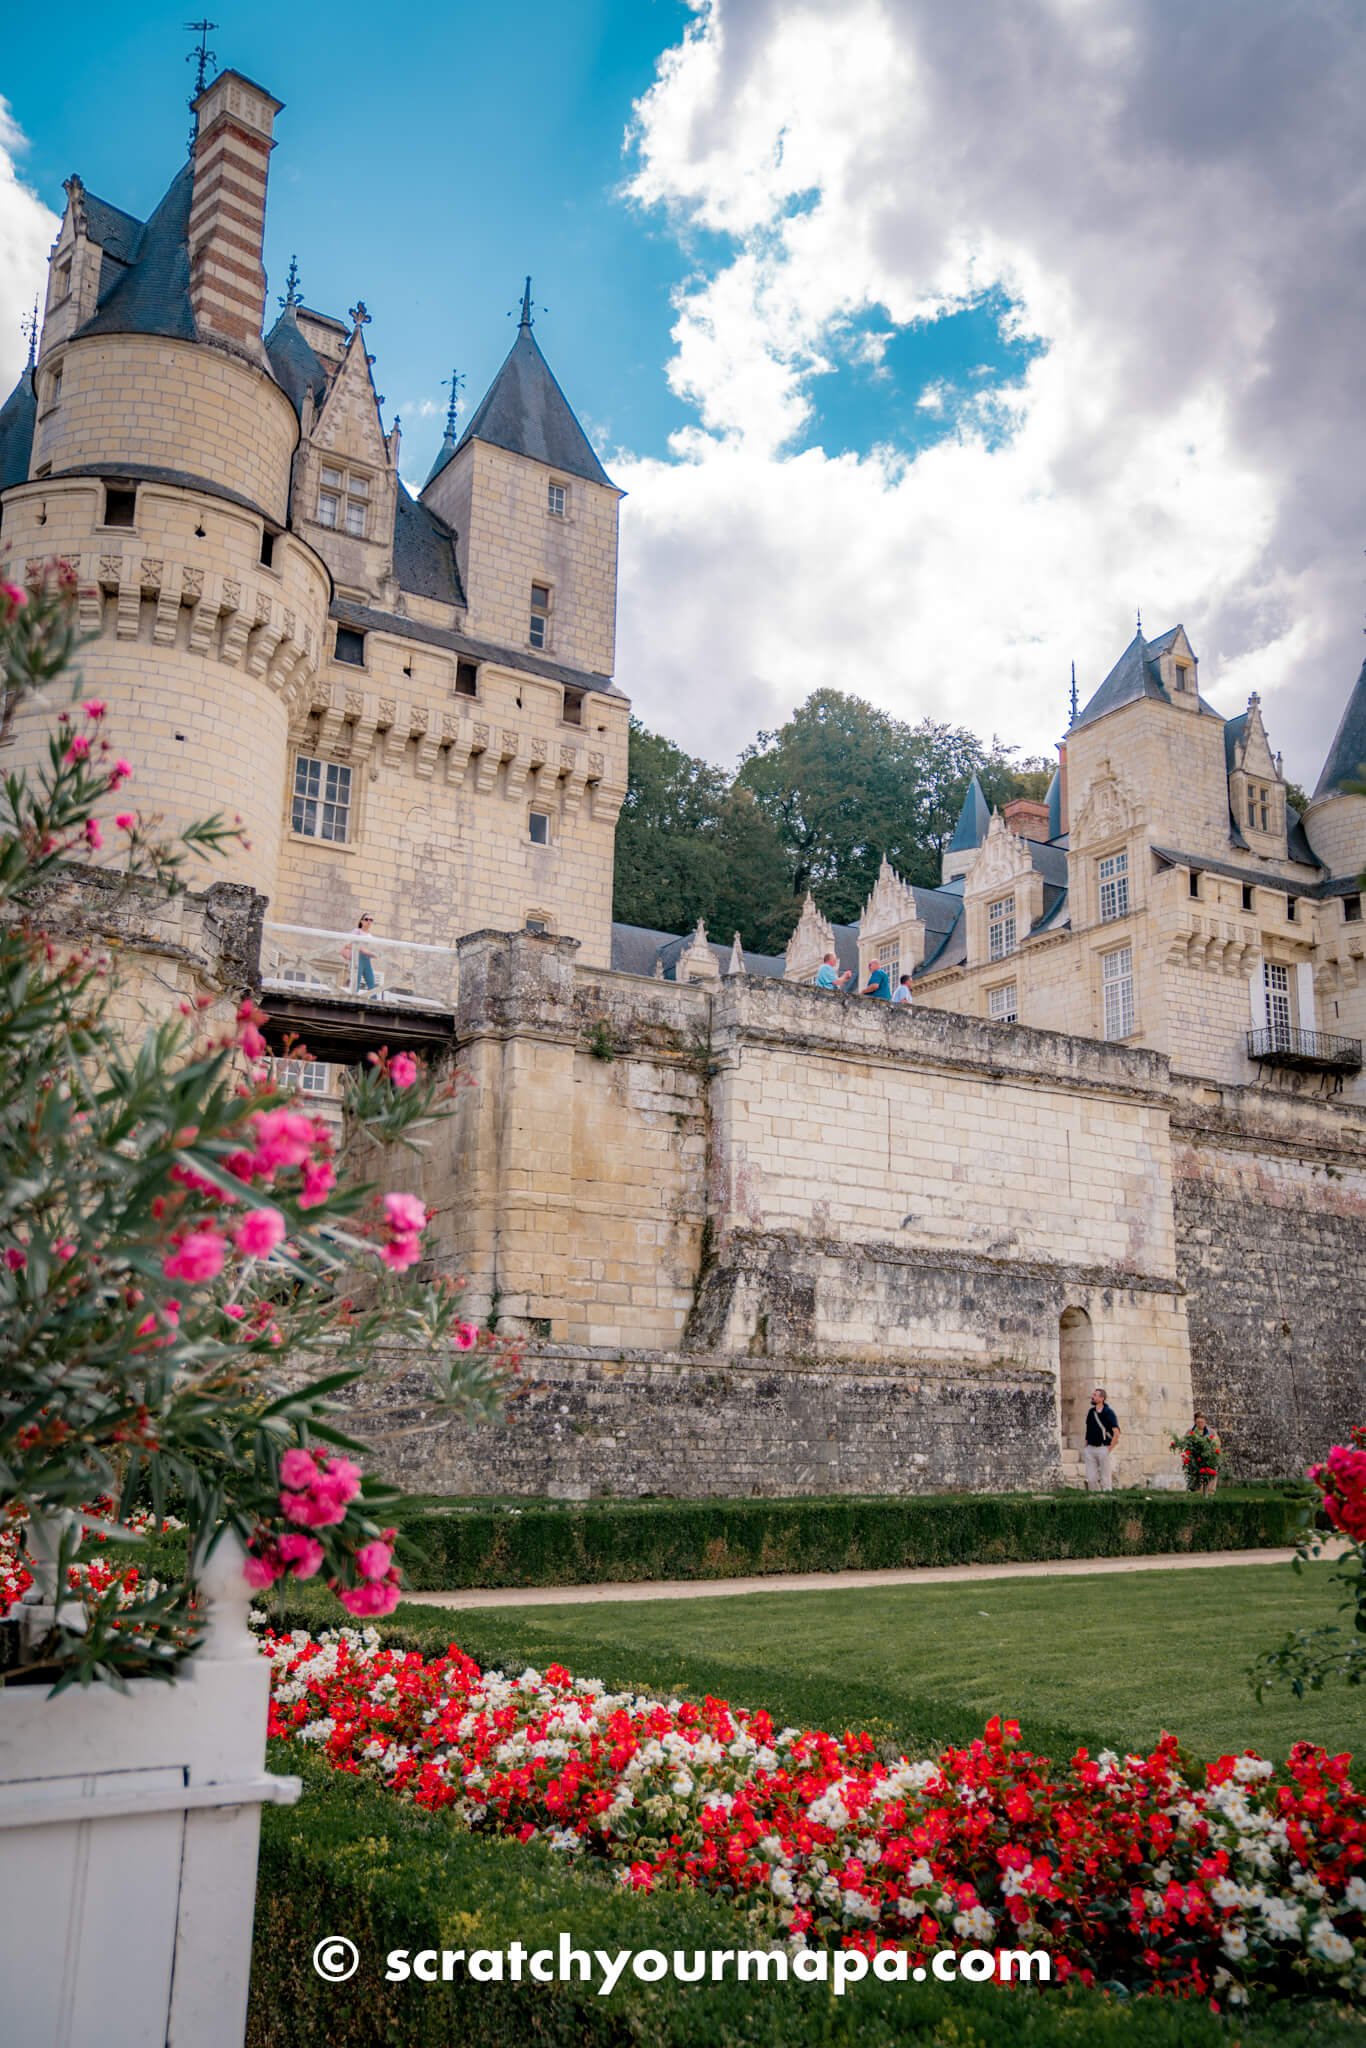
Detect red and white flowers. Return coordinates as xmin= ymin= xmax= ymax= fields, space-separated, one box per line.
xmin=264 ymin=1628 xmax=1365 ymax=2008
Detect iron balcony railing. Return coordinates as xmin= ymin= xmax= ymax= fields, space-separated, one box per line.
xmin=260 ymin=922 xmax=457 ymax=1014
xmin=1246 ymin=1025 xmax=1363 ymax=1073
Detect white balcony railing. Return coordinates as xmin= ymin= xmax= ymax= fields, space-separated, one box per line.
xmin=260 ymin=921 xmax=457 ymax=1013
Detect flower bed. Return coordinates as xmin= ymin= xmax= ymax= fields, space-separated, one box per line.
xmin=264 ymin=1628 xmax=1365 ymax=2009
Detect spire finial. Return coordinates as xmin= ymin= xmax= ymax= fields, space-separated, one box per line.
xmin=520 ymin=276 xmax=533 ymax=330
xmin=1069 ymin=659 xmax=1079 ymax=727
xmin=441 ymin=368 xmax=466 ymax=442
xmin=348 ymin=301 xmax=371 ymax=332
xmin=21 ymin=298 xmax=39 ymax=371
xmin=184 ymin=18 xmax=219 ymax=152
xmin=278 ymin=255 xmax=301 ymax=310
xmin=1136 ymin=607 xmax=1143 ymax=639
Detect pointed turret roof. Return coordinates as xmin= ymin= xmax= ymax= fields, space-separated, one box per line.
xmin=947 ymin=773 xmax=992 ymax=856
xmin=75 ymin=162 xmax=196 ymax=344
xmin=428 ymin=310 xmax=613 ymax=493
xmin=1073 ymin=624 xmax=1220 ymax=731
xmin=424 ymin=429 xmax=458 ymax=490
xmin=1312 ymin=655 xmax=1366 ymax=801
xmin=0 ymin=368 xmax=36 ymax=491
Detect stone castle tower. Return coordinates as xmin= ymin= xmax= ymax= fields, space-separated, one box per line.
xmin=0 ymin=70 xmax=629 ymax=1020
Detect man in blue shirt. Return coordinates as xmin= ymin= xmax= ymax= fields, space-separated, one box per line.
xmin=862 ymin=959 xmax=892 ymax=1000
xmin=815 ymin=952 xmax=851 ymax=991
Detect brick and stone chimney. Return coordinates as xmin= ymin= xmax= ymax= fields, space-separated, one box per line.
xmin=1002 ymin=798 xmax=1052 ymax=844
xmin=188 ymin=71 xmax=283 ymax=355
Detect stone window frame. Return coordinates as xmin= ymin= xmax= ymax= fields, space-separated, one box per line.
xmin=527 ymin=806 xmax=553 ymax=848
xmin=272 ymin=1055 xmax=332 ymax=1098
xmin=1097 ymin=848 xmax=1130 ymax=923
xmin=524 ymin=910 xmax=555 ymax=935
xmin=289 ymin=749 xmax=356 ymax=848
xmin=1100 ymin=942 xmax=1136 ymax=1041
xmin=987 ymin=979 xmax=1018 ymax=1024
xmin=529 ymin=582 xmax=552 ymax=651
xmin=987 ymin=894 xmax=1017 ymax=962
xmin=317 ymin=464 xmax=372 ymax=538
xmin=547 ymin=479 xmax=569 ymax=519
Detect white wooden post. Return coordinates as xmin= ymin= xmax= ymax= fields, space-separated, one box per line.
xmin=0 ymin=1528 xmax=300 ymax=2048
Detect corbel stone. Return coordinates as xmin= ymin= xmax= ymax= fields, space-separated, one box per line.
xmin=115 ymin=572 xmax=140 ymax=641
xmin=246 ymin=617 xmax=286 ymax=676
xmin=187 ymin=593 xmax=220 ymax=655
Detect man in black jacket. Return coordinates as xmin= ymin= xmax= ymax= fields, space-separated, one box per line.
xmin=1084 ymin=1388 xmax=1121 ymax=1491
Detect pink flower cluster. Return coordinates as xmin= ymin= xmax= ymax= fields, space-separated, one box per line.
xmin=335 ymin=1531 xmax=401 ymax=1618
xmin=280 ymin=1447 xmax=362 ymax=1528
xmin=381 ymin=1190 xmax=428 ymax=1272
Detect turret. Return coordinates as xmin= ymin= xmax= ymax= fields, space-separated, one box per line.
xmin=1304 ymin=654 xmax=1366 ymax=879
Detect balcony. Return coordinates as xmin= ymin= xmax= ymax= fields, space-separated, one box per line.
xmin=1246 ymin=1025 xmax=1362 ymax=1075
xmin=258 ymin=922 xmax=457 ymax=1062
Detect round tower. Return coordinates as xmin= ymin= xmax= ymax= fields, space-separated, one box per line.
xmin=1 ymin=73 xmax=328 ymax=902
xmin=1303 ymin=654 xmax=1366 ymax=880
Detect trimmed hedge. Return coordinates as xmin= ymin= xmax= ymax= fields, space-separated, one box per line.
xmin=247 ymin=1749 xmax=1358 ymax=2048
xmin=385 ymin=1487 xmax=1311 ymax=1592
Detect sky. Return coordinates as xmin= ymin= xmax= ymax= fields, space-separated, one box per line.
xmin=1 ymin=0 xmax=1363 ymax=790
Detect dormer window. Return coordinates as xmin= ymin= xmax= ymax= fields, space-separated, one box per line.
xmin=1246 ymin=783 xmax=1271 ymax=833
xmin=988 ymin=896 xmax=1016 ymax=962
xmin=317 ymin=466 xmax=370 ymax=537
xmin=1173 ymin=662 xmax=1192 ymax=692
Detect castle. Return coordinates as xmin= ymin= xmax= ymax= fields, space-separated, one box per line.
xmin=2 ymin=71 xmax=1363 ymax=1498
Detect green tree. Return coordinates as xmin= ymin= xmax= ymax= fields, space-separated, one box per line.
xmin=612 ymin=719 xmax=728 ymax=933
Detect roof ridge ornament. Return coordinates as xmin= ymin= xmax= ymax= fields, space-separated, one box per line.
xmin=348 ymin=301 xmax=371 ymax=332
xmin=278 ymin=254 xmax=302 ymax=309
xmin=21 ymin=298 xmax=39 ymax=371
xmin=441 ymin=368 xmax=465 ymax=442
xmin=510 ymin=277 xmax=547 ymax=331
xmin=184 ymin=18 xmax=219 ymax=153
xmin=1069 ymin=659 xmax=1078 ymax=728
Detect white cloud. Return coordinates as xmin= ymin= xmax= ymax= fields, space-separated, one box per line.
xmin=0 ymin=100 xmax=59 ymax=394
xmin=613 ymin=0 xmax=1366 ymax=789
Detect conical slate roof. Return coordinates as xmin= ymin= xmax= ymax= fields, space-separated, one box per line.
xmin=423 ymin=432 xmax=457 ymax=489
xmin=75 ymin=162 xmax=196 ymax=344
xmin=947 ymin=773 xmax=991 ymax=855
xmin=0 ymin=368 xmax=36 ymax=491
xmin=1313 ymin=655 xmax=1366 ymax=801
xmin=429 ymin=321 xmax=613 ymax=492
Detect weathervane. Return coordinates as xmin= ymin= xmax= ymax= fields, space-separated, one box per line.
xmin=278 ymin=255 xmax=302 ymax=310
xmin=1069 ymin=660 xmax=1078 ymax=727
xmin=184 ymin=19 xmax=219 ymax=152
xmin=20 ymin=298 xmax=39 ymax=371
xmin=1135 ymin=607 xmax=1143 ymax=638
xmin=441 ymin=369 xmax=466 ymax=441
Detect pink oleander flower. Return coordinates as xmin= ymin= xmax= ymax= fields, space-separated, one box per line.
xmin=4 ymin=1246 xmax=26 ymax=1272
xmin=115 ymin=812 xmax=135 ymax=832
xmin=223 ymin=1302 xmax=247 ymax=1321
xmin=108 ymin=758 xmax=132 ymax=788
xmin=54 ymin=1238 xmax=76 ymax=1261
xmin=380 ymin=1235 xmax=422 ymax=1273
xmin=355 ymin=1539 xmax=394 ymax=1581
xmin=389 ymin=1052 xmax=419 ymax=1088
xmin=84 ymin=699 xmax=107 ymax=719
xmin=299 ymin=1159 xmax=336 ymax=1210
xmin=335 ymin=1574 xmax=401 ymax=1618
xmin=250 ymin=1107 xmax=318 ymax=1175
xmin=64 ymin=734 xmax=91 ymax=762
xmin=453 ymin=1320 xmax=478 ymax=1350
xmin=84 ymin=818 xmax=103 ymax=851
xmin=162 ymin=1229 xmax=225 ymax=1283
xmin=279 ymin=1447 xmax=318 ymax=1491
xmin=0 ymin=580 xmax=26 ymax=617
xmin=277 ymin=1532 xmax=325 ymax=1580
xmin=242 ymin=1549 xmax=281 ymax=1590
xmin=233 ymin=1205 xmax=286 ymax=1258
xmin=280 ymin=1451 xmax=362 ymax=1529
xmin=383 ymin=1191 xmax=427 ymax=1234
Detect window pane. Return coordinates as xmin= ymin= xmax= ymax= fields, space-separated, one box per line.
xmin=344 ymin=500 xmax=367 ymax=537
xmin=348 ymin=473 xmax=369 ymax=498
xmin=317 ymin=493 xmax=338 ymax=528
xmin=528 ymin=811 xmax=550 ymax=845
xmin=531 ymin=584 xmax=550 ymax=606
xmin=1102 ymin=946 xmax=1134 ymax=1039
xmin=529 ymin=615 xmax=547 ymax=649
xmin=547 ymin=483 xmax=566 ymax=516
xmin=320 ymin=467 xmax=342 ymax=489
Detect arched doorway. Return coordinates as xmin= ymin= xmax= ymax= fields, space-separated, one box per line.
xmin=1058 ymin=1307 xmax=1094 ymax=1485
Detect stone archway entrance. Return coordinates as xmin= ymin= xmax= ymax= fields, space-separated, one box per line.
xmin=1058 ymin=1306 xmax=1094 ymax=1486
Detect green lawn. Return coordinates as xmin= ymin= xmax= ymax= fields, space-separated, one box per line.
xmin=275 ymin=1558 xmax=1364 ymax=1766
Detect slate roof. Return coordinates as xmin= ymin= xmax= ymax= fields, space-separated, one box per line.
xmin=430 ymin=324 xmax=614 ymax=491
xmin=1152 ymin=843 xmax=1326 ymax=894
xmin=264 ymin=307 xmax=331 ymax=418
xmin=1046 ymin=767 xmax=1063 ymax=840
xmin=330 ymin=598 xmax=624 ymax=696
xmin=0 ymin=369 xmax=36 ymax=491
xmin=75 ymin=163 xmax=196 ymax=344
xmin=947 ymin=773 xmax=991 ymax=855
xmin=1313 ymin=655 xmax=1366 ymax=801
xmin=1073 ymin=626 xmax=1221 ymax=731
xmin=81 ymin=191 xmax=144 ymax=269
xmin=423 ymin=433 xmax=457 ymax=489
xmin=609 ymin=922 xmax=786 ymax=980
xmin=393 ymin=484 xmax=466 ymax=608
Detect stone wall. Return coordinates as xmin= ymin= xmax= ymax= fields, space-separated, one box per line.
xmin=329 ymin=1346 xmax=1061 ymax=1500
xmin=1172 ymin=1079 xmax=1366 ymax=1477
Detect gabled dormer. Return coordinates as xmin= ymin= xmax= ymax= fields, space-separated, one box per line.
xmin=292 ymin=304 xmax=400 ymax=608
xmin=963 ymin=813 xmax=1043 ymax=966
xmin=857 ymin=857 xmax=925 ymax=988
xmin=1226 ymin=692 xmax=1288 ymax=860
xmin=37 ymin=174 xmax=144 ymax=360
xmin=1145 ymin=624 xmax=1200 ymax=708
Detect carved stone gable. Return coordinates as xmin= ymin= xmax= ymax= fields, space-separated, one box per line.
xmin=964 ymin=812 xmax=1035 ymax=896
xmin=859 ymin=856 xmax=919 ymax=939
xmin=1070 ymin=759 xmax=1143 ymax=851
xmin=1231 ymin=695 xmax=1280 ymax=781
xmin=784 ymin=893 xmax=836 ymax=982
xmin=676 ymin=919 xmax=720 ymax=984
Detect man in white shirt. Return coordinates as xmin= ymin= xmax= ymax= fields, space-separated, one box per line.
xmin=892 ymin=975 xmax=913 ymax=1006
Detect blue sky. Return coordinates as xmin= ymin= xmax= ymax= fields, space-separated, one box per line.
xmin=2 ymin=1 xmax=1363 ymax=785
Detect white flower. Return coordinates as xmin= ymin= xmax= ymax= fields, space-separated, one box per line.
xmin=1346 ymin=1877 xmax=1366 ymax=1913
xmin=1307 ymin=1918 xmax=1354 ymax=1967
xmin=770 ymin=1869 xmax=796 ymax=1903
xmin=953 ymin=1905 xmax=997 ymax=1942
xmin=1260 ymin=1897 xmax=1303 ymax=1940
xmin=1232 ymin=1755 xmax=1274 ymax=1783
xmin=1220 ymin=1925 xmax=1249 ymax=1961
